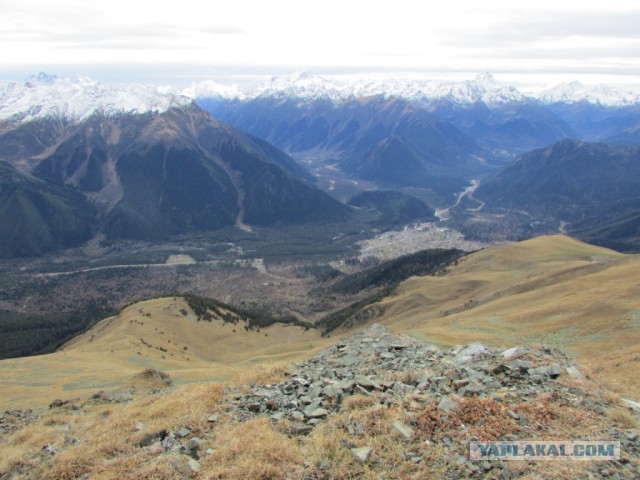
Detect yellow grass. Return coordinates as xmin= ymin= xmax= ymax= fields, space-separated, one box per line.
xmin=608 ymin=407 xmax=639 ymax=429
xmin=372 ymin=235 xmax=640 ymax=398
xmin=0 ymin=382 xmax=224 ymax=479
xmin=200 ymin=417 xmax=304 ymax=479
xmin=0 ymin=297 xmax=331 ymax=410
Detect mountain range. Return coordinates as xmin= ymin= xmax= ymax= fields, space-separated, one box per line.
xmin=210 ymin=95 xmax=490 ymax=190
xmin=0 ymin=101 xmax=349 ymax=257
xmin=1 ymin=72 xmax=640 ymax=256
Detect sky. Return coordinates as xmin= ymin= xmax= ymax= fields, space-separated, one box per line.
xmin=1 ymin=0 xmax=639 ymax=92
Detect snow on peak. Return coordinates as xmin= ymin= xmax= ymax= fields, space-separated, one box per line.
xmin=188 ymin=72 xmax=528 ymax=105
xmin=245 ymin=71 xmax=345 ymax=102
xmin=180 ymin=80 xmax=241 ymax=101
xmin=432 ymin=74 xmax=526 ymax=104
xmin=26 ymin=72 xmax=59 ymax=85
xmin=539 ymin=81 xmax=640 ymax=106
xmin=0 ymin=74 xmax=192 ymax=123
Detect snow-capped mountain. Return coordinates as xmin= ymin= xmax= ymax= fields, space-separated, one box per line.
xmin=0 ymin=73 xmax=191 ymax=123
xmin=3 ymin=72 xmax=638 ymax=126
xmin=186 ymin=71 xmax=529 ymax=105
xmin=180 ymin=80 xmax=242 ymax=101
xmin=539 ymin=81 xmax=640 ymax=106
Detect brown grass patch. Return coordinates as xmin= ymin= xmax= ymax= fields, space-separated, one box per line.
xmin=0 ymin=383 xmax=224 ymax=479
xmin=342 ymin=394 xmax=379 ymax=411
xmin=513 ymin=393 xmax=604 ymax=439
xmin=416 ymin=396 xmax=520 ymax=442
xmin=234 ymin=362 xmax=291 ymax=386
xmin=200 ymin=417 xmax=303 ymax=479
xmin=608 ymin=407 xmax=639 ymax=429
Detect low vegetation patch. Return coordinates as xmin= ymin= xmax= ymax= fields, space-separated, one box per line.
xmin=183 ymin=293 xmax=314 ymax=331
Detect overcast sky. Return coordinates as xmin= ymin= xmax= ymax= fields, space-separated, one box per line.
xmin=1 ymin=0 xmax=639 ymax=91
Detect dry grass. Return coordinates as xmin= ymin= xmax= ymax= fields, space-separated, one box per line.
xmin=303 ymin=404 xmax=413 ymax=479
xmin=415 ymin=396 xmax=521 ymax=442
xmin=377 ymin=235 xmax=640 ymax=399
xmin=233 ymin=362 xmax=291 ymax=387
xmin=200 ymin=417 xmax=303 ymax=479
xmin=342 ymin=394 xmax=379 ymax=411
xmin=0 ymin=375 xmax=630 ymax=480
xmin=383 ymin=369 xmax=424 ymax=385
xmin=0 ymin=383 xmax=224 ymax=479
xmin=512 ymin=393 xmax=605 ymax=439
xmin=608 ymin=407 xmax=639 ymax=429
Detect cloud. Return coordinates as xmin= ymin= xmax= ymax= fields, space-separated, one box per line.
xmin=440 ymin=10 xmax=640 ymax=47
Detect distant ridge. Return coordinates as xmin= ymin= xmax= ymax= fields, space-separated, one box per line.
xmin=0 ymin=104 xmax=350 ymax=256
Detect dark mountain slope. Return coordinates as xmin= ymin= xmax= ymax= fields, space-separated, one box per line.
xmin=347 ymin=190 xmax=435 ymax=227
xmin=475 ymin=139 xmax=640 ymax=250
xmin=207 ymin=96 xmax=492 ymax=190
xmin=0 ymin=161 xmax=96 ymax=257
xmin=428 ymin=101 xmax=576 ymax=153
xmin=545 ymin=102 xmax=640 ymax=144
xmin=0 ymin=105 xmax=350 ymax=250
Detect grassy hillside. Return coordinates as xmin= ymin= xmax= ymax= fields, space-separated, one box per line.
xmin=0 ymin=297 xmax=329 ymax=410
xmin=2 ymin=235 xmax=639 ymax=409
xmin=371 ymin=235 xmax=640 ymax=397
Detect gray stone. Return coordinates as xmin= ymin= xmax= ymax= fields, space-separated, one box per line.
xmin=501 ymin=347 xmax=523 ymax=360
xmin=339 ymin=355 xmax=360 ymax=366
xmin=354 ymin=375 xmax=382 ymax=390
xmin=392 ymin=421 xmax=413 ymax=440
xmin=176 ymin=427 xmax=191 ymax=438
xmin=368 ymin=323 xmax=389 ymax=335
xmin=322 ymin=384 xmax=342 ymax=398
xmin=438 ymin=396 xmax=457 ymax=413
xmin=453 ymin=379 xmax=470 ymax=390
xmin=456 ymin=344 xmax=488 ymax=364
xmin=512 ymin=360 xmax=532 ymax=371
xmin=529 ymin=374 xmax=543 ymax=384
xmin=460 ymin=383 xmax=486 ymax=396
xmin=565 ymin=366 xmax=583 ymax=380
xmin=187 ymin=437 xmax=203 ymax=451
xmin=501 ymin=466 xmax=511 ymax=480
xmin=306 ymin=408 xmax=329 ymax=419
xmin=174 ymin=458 xmax=201 ymax=475
xmin=42 ymin=444 xmax=57 ymax=456
xmin=622 ymin=398 xmax=640 ymax=411
xmin=351 ymin=446 xmax=372 ymax=463
xmin=290 ymin=411 xmax=305 ymax=422
xmin=546 ymin=366 xmax=562 ymax=379
xmin=355 ymin=385 xmax=375 ymax=397
xmin=162 ymin=432 xmax=178 ymax=451
xmin=207 ymin=414 xmax=218 ymax=423
xmin=304 ymin=400 xmax=322 ymax=415
xmin=291 ymin=424 xmax=313 ymax=435
xmin=299 ymin=395 xmax=313 ymax=405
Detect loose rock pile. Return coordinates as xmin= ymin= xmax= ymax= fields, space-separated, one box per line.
xmin=4 ymin=324 xmax=638 ymax=479
xmin=216 ymin=324 xmax=639 ymax=479
xmin=0 ymin=409 xmax=38 ymax=435
xmin=230 ymin=324 xmax=589 ymax=426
